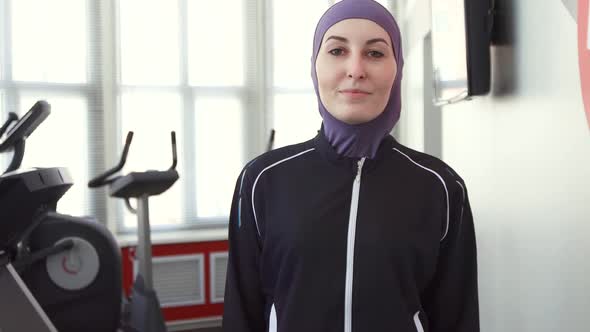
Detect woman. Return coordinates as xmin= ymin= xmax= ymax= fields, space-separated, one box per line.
xmin=223 ymin=1 xmax=479 ymax=331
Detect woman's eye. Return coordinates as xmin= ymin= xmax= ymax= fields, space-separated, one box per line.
xmin=368 ymin=50 xmax=384 ymax=58
xmin=329 ymin=48 xmax=344 ymax=56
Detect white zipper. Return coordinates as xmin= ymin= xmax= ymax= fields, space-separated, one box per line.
xmin=269 ymin=303 xmax=277 ymax=332
xmin=413 ymin=311 xmax=425 ymax=332
xmin=344 ymin=158 xmax=365 ymax=332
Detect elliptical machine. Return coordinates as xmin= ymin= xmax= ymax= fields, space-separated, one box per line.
xmin=0 ymin=100 xmax=175 ymax=332
xmin=0 ymin=101 xmax=122 ymax=332
xmin=88 ymin=130 xmax=178 ymax=332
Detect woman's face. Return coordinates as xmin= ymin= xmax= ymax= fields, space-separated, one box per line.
xmin=315 ymin=19 xmax=397 ymax=125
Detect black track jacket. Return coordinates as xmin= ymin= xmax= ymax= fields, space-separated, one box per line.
xmin=223 ymin=130 xmax=479 ymax=332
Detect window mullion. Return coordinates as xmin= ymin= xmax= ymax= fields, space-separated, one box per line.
xmin=245 ymin=0 xmax=268 ymax=159
xmin=178 ymin=0 xmax=196 ymax=223
xmin=0 ymin=0 xmax=7 ymax=170
xmin=101 ymin=0 xmax=121 ymax=232
xmin=183 ymin=87 xmax=195 ymax=223
xmin=1 ymin=0 xmax=12 ymax=82
xmin=87 ymin=0 xmax=108 ymax=224
xmin=2 ymin=0 xmax=17 ymax=115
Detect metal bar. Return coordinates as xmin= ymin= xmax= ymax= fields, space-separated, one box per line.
xmin=136 ymin=194 xmax=153 ymax=289
xmin=0 ymin=263 xmax=57 ymax=332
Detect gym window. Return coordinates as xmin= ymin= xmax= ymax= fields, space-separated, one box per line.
xmin=0 ymin=0 xmax=393 ymax=234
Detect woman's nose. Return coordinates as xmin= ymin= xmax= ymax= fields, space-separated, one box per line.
xmin=347 ymin=55 xmax=366 ymax=80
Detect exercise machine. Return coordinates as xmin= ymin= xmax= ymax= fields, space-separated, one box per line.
xmin=0 ymin=100 xmax=61 ymax=332
xmin=1 ymin=100 xmax=179 ymax=332
xmin=0 ymin=101 xmax=122 ymax=332
xmin=88 ymin=130 xmax=178 ymax=332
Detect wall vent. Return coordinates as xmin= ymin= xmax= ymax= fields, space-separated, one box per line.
xmin=133 ymin=254 xmax=205 ymax=307
xmin=209 ymin=251 xmax=228 ymax=303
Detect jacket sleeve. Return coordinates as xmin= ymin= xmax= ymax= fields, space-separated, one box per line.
xmin=222 ymin=168 xmax=267 ymax=332
xmin=422 ymin=180 xmax=480 ymax=332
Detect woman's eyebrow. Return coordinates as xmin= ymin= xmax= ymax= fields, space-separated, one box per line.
xmin=324 ymin=35 xmax=348 ymax=43
xmin=324 ymin=35 xmax=389 ymax=46
xmin=366 ymin=38 xmax=389 ymax=46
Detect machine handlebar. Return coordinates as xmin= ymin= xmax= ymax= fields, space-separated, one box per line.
xmin=88 ymin=131 xmax=177 ymax=188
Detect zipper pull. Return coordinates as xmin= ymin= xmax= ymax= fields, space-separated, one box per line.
xmin=355 ymin=158 xmax=365 ymax=182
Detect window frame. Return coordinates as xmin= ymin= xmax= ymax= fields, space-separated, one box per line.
xmin=0 ymin=0 xmax=396 ymax=235
xmin=110 ymin=0 xmax=266 ymax=233
xmin=0 ymin=0 xmax=107 ymax=222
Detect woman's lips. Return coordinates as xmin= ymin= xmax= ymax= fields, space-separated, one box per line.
xmin=339 ymin=89 xmax=371 ymax=99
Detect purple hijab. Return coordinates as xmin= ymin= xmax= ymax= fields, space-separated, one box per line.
xmin=311 ymin=0 xmax=404 ymax=159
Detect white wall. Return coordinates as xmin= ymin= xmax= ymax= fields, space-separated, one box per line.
xmin=399 ymin=0 xmax=590 ymax=331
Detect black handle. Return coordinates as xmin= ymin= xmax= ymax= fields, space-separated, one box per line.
xmin=1 ymin=114 xmax=24 ymax=174
xmin=4 ymin=140 xmax=25 ymax=174
xmin=266 ymin=129 xmax=275 ymax=152
xmin=88 ymin=131 xmax=134 ymax=188
xmin=0 ymin=101 xmax=50 ymax=153
xmin=170 ymin=131 xmax=177 ymax=170
xmin=0 ymin=113 xmax=18 ymax=138
xmin=12 ymin=239 xmax=75 ymax=273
